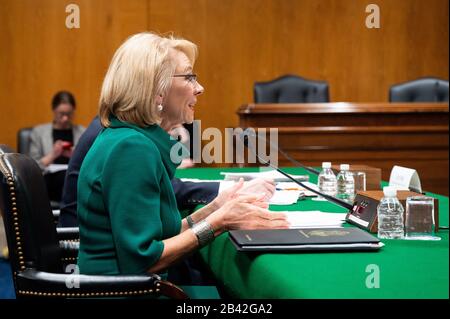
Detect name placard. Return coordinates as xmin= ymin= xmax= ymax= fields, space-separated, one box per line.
xmin=389 ymin=165 xmax=422 ymax=193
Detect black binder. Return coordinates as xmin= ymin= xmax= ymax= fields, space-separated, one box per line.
xmin=229 ymin=227 xmax=382 ymax=252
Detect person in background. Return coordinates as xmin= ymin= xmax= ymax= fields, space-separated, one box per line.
xmin=29 ymin=91 xmax=85 ymax=202
xmin=76 ymin=32 xmax=288 ymax=288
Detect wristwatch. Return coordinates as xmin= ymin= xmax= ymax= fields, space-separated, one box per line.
xmin=191 ymin=220 xmax=215 ymax=248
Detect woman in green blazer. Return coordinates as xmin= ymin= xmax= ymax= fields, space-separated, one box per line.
xmin=77 ymin=32 xmax=288 ymax=279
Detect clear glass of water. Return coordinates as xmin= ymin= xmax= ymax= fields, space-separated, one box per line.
xmin=405 ymin=196 xmax=440 ymax=241
xmin=353 ymin=172 xmax=366 ymax=193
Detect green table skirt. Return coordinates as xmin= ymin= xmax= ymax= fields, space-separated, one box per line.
xmin=176 ymin=167 xmax=449 ymax=299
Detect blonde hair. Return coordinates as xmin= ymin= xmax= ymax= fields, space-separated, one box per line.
xmin=99 ymin=32 xmax=198 ymax=127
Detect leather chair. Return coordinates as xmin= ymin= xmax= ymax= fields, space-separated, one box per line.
xmin=389 ymin=77 xmax=449 ymax=102
xmin=0 ymin=144 xmax=15 ymax=154
xmin=0 ymin=152 xmax=187 ymax=299
xmin=0 ymin=145 xmax=15 ymax=257
xmin=254 ymin=74 xmax=329 ymax=103
xmin=0 ymin=145 xmax=61 ymax=215
xmin=17 ymin=127 xmax=33 ymax=155
xmin=17 ymin=128 xmax=63 ymax=210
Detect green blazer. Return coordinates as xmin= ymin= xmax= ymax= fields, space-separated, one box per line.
xmin=77 ymin=117 xmax=182 ymax=275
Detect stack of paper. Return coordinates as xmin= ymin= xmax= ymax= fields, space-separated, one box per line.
xmin=220 ymin=170 xmax=309 ymax=182
xmin=269 ymin=190 xmax=302 ymax=205
xmin=280 ymin=211 xmax=347 ymax=228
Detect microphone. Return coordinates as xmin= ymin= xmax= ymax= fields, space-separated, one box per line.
xmin=242 ymin=129 xmax=320 ymax=175
xmin=239 ymin=132 xmax=353 ymax=210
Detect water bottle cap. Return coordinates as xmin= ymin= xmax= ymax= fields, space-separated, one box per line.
xmin=322 ymin=162 xmax=331 ymax=168
xmin=340 ymin=164 xmax=350 ymax=170
xmin=383 ymin=186 xmax=397 ymax=197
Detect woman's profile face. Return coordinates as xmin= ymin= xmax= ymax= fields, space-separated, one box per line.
xmin=53 ymin=103 xmax=74 ymax=129
xmin=161 ymin=50 xmax=204 ymax=129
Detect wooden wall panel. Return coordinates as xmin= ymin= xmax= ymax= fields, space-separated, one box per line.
xmin=0 ymin=0 xmax=148 ymax=149
xmin=147 ymin=0 xmax=449 ymax=132
xmin=0 ymin=0 xmax=448 ymax=175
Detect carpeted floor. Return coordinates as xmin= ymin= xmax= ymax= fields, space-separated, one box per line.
xmin=0 ymin=258 xmax=15 ymax=299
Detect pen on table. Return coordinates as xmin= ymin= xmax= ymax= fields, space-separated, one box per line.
xmin=276 ymin=187 xmax=302 ymax=191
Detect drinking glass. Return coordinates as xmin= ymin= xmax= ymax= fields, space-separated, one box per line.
xmin=353 ymin=172 xmax=366 ymax=193
xmin=405 ymin=196 xmax=440 ymax=241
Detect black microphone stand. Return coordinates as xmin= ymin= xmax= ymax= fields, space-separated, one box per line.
xmin=243 ymin=129 xmax=320 ymax=175
xmin=241 ymin=134 xmax=353 ymax=210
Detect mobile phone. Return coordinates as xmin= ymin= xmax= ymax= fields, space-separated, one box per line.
xmin=62 ymin=141 xmax=72 ymax=150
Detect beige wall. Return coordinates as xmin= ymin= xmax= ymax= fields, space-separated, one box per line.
xmin=0 ymin=0 xmax=448 ymax=151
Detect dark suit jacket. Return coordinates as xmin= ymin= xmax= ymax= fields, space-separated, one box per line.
xmin=58 ymin=117 xmax=219 ymax=227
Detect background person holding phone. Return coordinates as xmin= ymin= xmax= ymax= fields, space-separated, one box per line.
xmin=29 ymin=91 xmax=85 ymax=202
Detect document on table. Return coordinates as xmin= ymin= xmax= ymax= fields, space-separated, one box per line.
xmin=220 ymin=170 xmax=309 ymax=182
xmin=269 ymin=190 xmax=302 ymax=205
xmin=179 ymin=178 xmax=223 ymax=183
xmin=280 ymin=211 xmax=347 ymax=228
xmin=43 ymin=164 xmax=68 ymax=174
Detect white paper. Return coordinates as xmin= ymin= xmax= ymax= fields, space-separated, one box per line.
xmin=44 ymin=164 xmax=68 ymax=174
xmin=220 ymin=170 xmax=309 ymax=182
xmin=389 ymin=165 xmax=422 ymax=193
xmin=269 ymin=190 xmax=302 ymax=205
xmin=180 ymin=178 xmax=223 ymax=183
xmin=281 ymin=211 xmax=347 ymax=228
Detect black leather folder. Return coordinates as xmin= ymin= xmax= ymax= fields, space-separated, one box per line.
xmin=229 ymin=227 xmax=382 ymax=252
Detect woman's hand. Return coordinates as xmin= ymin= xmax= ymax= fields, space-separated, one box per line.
xmin=212 ymin=178 xmax=276 ymax=209
xmin=239 ymin=178 xmax=276 ymax=201
xmin=207 ymin=194 xmax=289 ymax=234
xmin=40 ymin=140 xmax=65 ymax=167
xmin=51 ymin=140 xmax=65 ymax=158
xmin=212 ymin=178 xmax=245 ymax=209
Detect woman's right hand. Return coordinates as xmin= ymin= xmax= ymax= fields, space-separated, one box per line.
xmin=207 ymin=194 xmax=290 ymax=234
xmin=51 ymin=140 xmax=65 ymax=159
xmin=40 ymin=140 xmax=65 ymax=167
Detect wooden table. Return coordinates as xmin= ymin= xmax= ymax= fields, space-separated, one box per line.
xmin=237 ymin=103 xmax=449 ymax=195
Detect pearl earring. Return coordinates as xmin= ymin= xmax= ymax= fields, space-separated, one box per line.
xmin=157 ymin=104 xmax=163 ymax=111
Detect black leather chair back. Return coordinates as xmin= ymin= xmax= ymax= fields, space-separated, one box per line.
xmin=17 ymin=127 xmax=33 ymax=155
xmin=0 ymin=153 xmax=61 ymax=275
xmin=0 ymin=144 xmax=15 ymax=154
xmin=0 ymin=155 xmax=187 ymax=299
xmin=254 ymin=74 xmax=329 ymax=103
xmin=389 ymin=77 xmax=449 ymax=102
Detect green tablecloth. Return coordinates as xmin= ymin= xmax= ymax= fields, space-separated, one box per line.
xmin=175 ymin=167 xmax=449 ymax=299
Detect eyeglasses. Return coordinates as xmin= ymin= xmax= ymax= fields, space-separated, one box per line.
xmin=55 ymin=111 xmax=74 ymax=118
xmin=173 ymin=73 xmax=198 ymax=84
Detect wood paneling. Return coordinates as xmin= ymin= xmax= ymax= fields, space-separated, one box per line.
xmin=0 ymin=0 xmax=148 ymax=149
xmin=238 ymin=103 xmax=449 ymax=195
xmin=147 ymin=0 xmax=449 ymax=132
xmin=0 ymin=0 xmax=448 ymax=165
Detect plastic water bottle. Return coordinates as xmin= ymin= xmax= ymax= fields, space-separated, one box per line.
xmin=336 ymin=164 xmax=355 ymax=203
xmin=317 ymin=162 xmax=337 ymax=197
xmin=377 ymin=186 xmax=404 ymax=239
